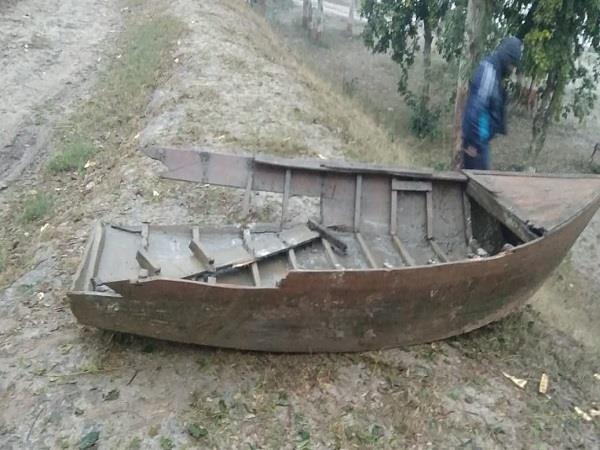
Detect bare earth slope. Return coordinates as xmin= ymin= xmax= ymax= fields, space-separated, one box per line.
xmin=0 ymin=0 xmax=120 ymax=184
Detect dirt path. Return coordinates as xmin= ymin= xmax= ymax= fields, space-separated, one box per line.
xmin=0 ymin=0 xmax=120 ymax=184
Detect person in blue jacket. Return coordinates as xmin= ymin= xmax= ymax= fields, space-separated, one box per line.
xmin=462 ymin=37 xmax=523 ymax=170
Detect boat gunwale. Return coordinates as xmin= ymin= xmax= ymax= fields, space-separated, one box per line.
xmin=464 ymin=169 xmax=600 ymax=180
xmin=70 ymin=221 xmax=102 ymax=292
xmin=146 ymin=146 xmax=469 ymax=183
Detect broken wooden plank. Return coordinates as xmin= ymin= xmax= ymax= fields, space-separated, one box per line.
xmin=242 ymin=169 xmax=254 ymax=216
xmin=429 ymin=239 xmax=449 ymax=263
xmin=287 ymin=248 xmax=299 ymax=270
xmin=307 ymin=219 xmax=348 ymax=254
xmin=141 ymin=222 xmax=149 ymax=249
xmin=247 ymin=233 xmax=287 ymax=258
xmin=462 ymin=191 xmax=474 ymax=246
xmin=190 ymin=226 xmax=216 ymax=269
xmin=250 ymin=262 xmax=261 ymax=287
xmin=136 ymin=249 xmax=161 ymax=275
xmin=390 ymin=189 xmax=398 ymax=235
xmin=281 ymin=169 xmax=292 ymax=228
xmin=189 ymin=240 xmax=215 ymax=269
xmin=88 ymin=222 xmax=106 ymax=283
xmin=354 ymin=174 xmax=363 ymax=231
xmin=186 ymin=226 xmax=318 ymax=279
xmin=322 ymin=238 xmax=342 ymax=269
xmin=426 ymin=190 xmax=434 ymax=240
xmin=391 ymin=235 xmax=415 ymax=266
xmin=278 ymin=224 xmax=319 ymax=247
xmin=392 ymin=179 xmax=432 ymax=192
xmin=356 ymin=233 xmax=378 ymax=268
xmin=466 ymin=181 xmax=538 ymax=242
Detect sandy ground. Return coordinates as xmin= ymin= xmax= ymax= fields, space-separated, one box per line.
xmin=0 ymin=1 xmax=599 ymax=449
xmin=0 ymin=0 xmax=120 ymax=185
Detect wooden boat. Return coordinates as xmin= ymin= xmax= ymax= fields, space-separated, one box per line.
xmin=68 ymin=148 xmax=600 ymax=352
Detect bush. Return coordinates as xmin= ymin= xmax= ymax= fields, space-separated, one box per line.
xmin=404 ymin=92 xmax=442 ymax=139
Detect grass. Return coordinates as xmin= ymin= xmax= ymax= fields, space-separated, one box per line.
xmin=220 ymin=0 xmax=412 ymax=167
xmin=48 ymin=136 xmax=96 ymax=172
xmin=50 ymin=13 xmax=185 ymax=171
xmin=21 ymin=192 xmax=53 ymax=223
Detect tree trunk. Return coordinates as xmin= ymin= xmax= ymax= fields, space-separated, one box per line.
xmin=255 ymin=0 xmax=266 ymax=15
xmin=312 ymin=0 xmax=324 ymax=41
xmin=347 ymin=0 xmax=356 ymax=36
xmin=302 ymin=0 xmax=311 ymax=29
xmin=421 ymin=17 xmax=433 ymax=111
xmin=529 ymin=73 xmax=562 ymax=159
xmin=452 ymin=0 xmax=492 ymax=168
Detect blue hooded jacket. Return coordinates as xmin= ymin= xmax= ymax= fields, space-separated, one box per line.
xmin=462 ymin=37 xmax=522 ymax=150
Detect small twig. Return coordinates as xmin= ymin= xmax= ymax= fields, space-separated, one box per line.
xmin=26 ymin=407 xmax=44 ymax=443
xmin=127 ymin=369 xmax=139 ymax=386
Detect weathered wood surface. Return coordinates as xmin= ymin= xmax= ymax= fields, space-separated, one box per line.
xmin=466 ymin=180 xmax=539 ymax=242
xmin=144 ymin=147 xmax=469 ymax=238
xmin=464 ymin=171 xmax=600 ymax=233
xmin=69 ymin=190 xmax=600 ymax=352
xmin=144 ymin=147 xmax=467 ymax=190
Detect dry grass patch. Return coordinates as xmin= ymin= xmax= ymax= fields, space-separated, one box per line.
xmin=21 ymin=192 xmax=53 ymax=223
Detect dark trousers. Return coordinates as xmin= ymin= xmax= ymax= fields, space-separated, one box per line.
xmin=463 ymin=140 xmax=491 ymax=170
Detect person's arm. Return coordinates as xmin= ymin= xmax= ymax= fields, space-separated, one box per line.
xmin=473 ymin=61 xmax=497 ymax=141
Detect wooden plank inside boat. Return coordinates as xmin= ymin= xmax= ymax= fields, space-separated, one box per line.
xmin=464 ymin=171 xmax=600 ymax=233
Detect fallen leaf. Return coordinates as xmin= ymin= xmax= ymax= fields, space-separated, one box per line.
xmin=40 ymin=223 xmax=49 ymax=233
xmin=78 ymin=430 xmax=99 ymax=449
xmin=594 ymin=373 xmax=600 ymax=381
xmin=502 ymin=372 xmax=527 ymax=389
xmin=539 ymin=373 xmax=549 ymax=394
xmin=152 ymin=190 xmax=160 ymax=197
xmin=574 ymin=406 xmax=592 ymax=422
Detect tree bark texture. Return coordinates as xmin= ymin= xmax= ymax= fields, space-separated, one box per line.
xmin=421 ymin=17 xmax=433 ymax=110
xmin=302 ymin=0 xmax=312 ymax=29
xmin=530 ymin=72 xmax=563 ymax=159
xmin=312 ymin=0 xmax=324 ymax=41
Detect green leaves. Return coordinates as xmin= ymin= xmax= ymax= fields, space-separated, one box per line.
xmin=187 ymin=423 xmax=208 ymax=439
xmin=78 ymin=431 xmax=100 ymax=449
xmin=503 ymin=0 xmax=600 ymax=154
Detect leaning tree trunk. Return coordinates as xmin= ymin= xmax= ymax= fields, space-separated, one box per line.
xmin=347 ymin=0 xmax=356 ymax=36
xmin=452 ymin=0 xmax=492 ymax=168
xmin=529 ymin=72 xmax=563 ymax=159
xmin=421 ymin=17 xmax=434 ymax=111
xmin=302 ymin=0 xmax=311 ymax=29
xmin=312 ymin=0 xmax=324 ymax=41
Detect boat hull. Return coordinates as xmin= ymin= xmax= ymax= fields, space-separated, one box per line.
xmin=68 ymin=192 xmax=600 ymax=352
